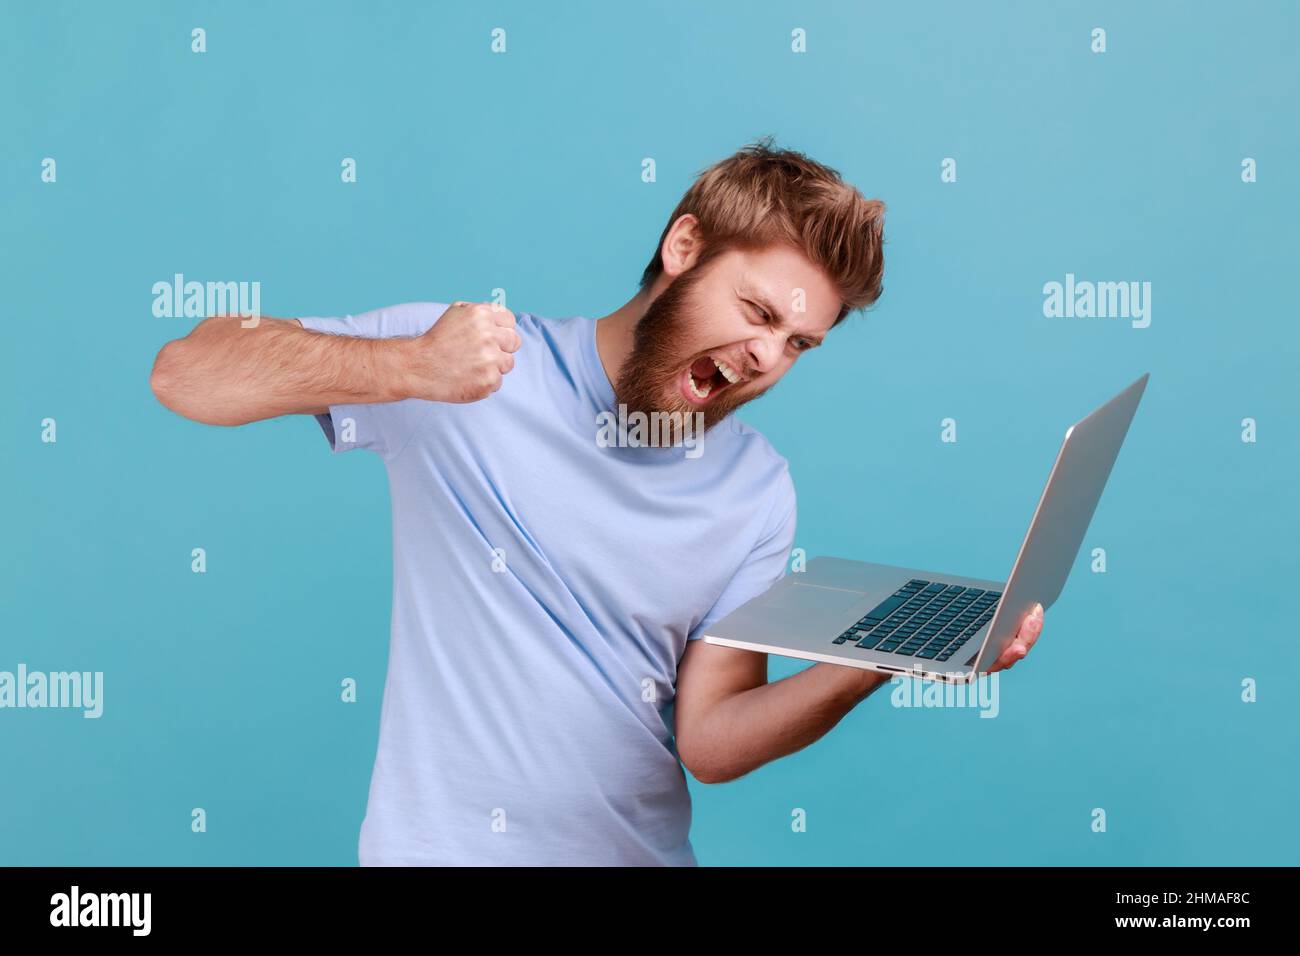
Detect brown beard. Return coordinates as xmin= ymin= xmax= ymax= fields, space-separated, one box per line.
xmin=613 ymin=268 xmax=770 ymax=444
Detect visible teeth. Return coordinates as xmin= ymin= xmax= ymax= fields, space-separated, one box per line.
xmin=688 ymin=372 xmax=712 ymax=399
xmin=712 ymin=357 xmax=740 ymax=384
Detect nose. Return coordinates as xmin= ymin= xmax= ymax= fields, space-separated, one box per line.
xmin=743 ymin=332 xmax=784 ymax=376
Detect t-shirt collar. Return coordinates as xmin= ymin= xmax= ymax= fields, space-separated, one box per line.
xmin=579 ymin=314 xmax=619 ymax=412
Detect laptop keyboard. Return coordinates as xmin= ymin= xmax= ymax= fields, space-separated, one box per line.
xmin=832 ymin=579 xmax=1001 ymax=663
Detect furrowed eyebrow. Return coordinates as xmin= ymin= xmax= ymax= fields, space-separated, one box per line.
xmin=745 ymin=289 xmax=825 ymax=347
xmin=748 ymin=291 xmax=787 ymax=326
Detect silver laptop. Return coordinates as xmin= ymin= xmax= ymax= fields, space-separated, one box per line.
xmin=704 ymin=373 xmax=1149 ymax=684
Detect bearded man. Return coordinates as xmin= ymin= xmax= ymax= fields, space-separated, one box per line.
xmin=149 ymin=140 xmax=1043 ymax=865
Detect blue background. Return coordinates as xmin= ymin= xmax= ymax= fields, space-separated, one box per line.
xmin=2 ymin=0 xmax=1296 ymax=865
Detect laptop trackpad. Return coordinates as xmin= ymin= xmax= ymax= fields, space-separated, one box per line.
xmin=760 ymin=583 xmax=865 ymax=614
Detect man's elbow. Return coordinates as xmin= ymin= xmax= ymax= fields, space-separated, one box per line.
xmin=676 ymin=735 xmax=742 ymax=785
xmin=149 ymin=340 xmax=184 ymax=412
xmin=150 ymin=338 xmax=233 ymax=424
xmin=686 ymin=763 xmax=738 ymax=785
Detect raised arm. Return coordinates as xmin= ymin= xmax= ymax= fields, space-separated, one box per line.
xmin=149 ymin=302 xmax=520 ymax=426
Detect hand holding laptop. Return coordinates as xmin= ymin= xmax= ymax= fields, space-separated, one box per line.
xmin=704 ymin=374 xmax=1147 ymax=685
xmin=987 ymin=602 xmax=1045 ymax=673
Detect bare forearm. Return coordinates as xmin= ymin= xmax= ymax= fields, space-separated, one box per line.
xmin=684 ymin=663 xmax=889 ymax=783
xmin=150 ymin=316 xmax=412 ymax=425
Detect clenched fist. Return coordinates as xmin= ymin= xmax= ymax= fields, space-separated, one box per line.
xmin=404 ymin=301 xmax=521 ymax=403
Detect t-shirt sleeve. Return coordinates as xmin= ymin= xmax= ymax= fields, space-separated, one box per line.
xmin=688 ymin=466 xmax=797 ymax=642
xmin=297 ymin=302 xmax=450 ymax=460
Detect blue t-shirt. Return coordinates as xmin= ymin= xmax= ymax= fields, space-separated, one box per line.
xmin=299 ymin=302 xmax=796 ymax=865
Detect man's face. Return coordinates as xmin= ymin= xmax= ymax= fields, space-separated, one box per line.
xmin=614 ymin=244 xmax=842 ymax=433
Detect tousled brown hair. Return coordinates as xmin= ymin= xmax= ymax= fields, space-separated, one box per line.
xmin=639 ymin=137 xmax=886 ymax=325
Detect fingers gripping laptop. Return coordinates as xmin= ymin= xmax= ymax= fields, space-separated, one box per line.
xmin=703 ymin=374 xmax=1149 ymax=684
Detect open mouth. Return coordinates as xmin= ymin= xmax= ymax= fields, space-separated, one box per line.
xmin=681 ymin=355 xmax=742 ymax=405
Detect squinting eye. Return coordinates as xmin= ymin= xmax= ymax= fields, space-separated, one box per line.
xmin=791 ymin=337 xmax=812 ymax=351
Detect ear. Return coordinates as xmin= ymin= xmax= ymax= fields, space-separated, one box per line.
xmin=660 ymin=214 xmax=703 ymax=279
